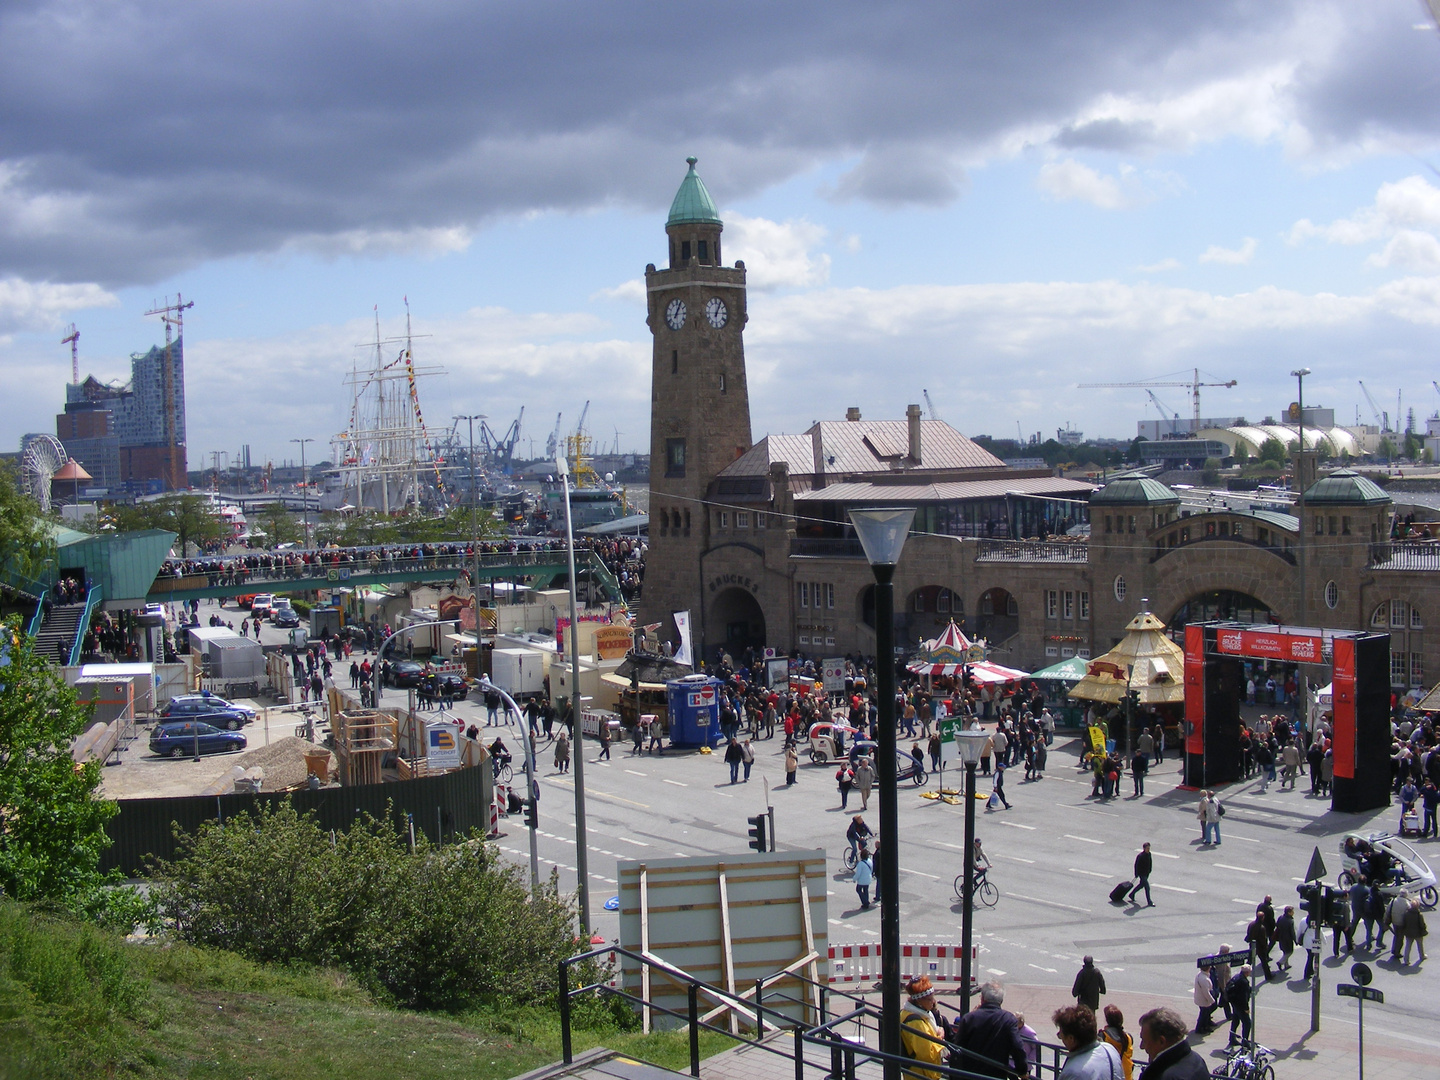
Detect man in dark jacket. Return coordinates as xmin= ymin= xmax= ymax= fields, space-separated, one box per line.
xmin=1072 ymin=955 xmax=1106 ymax=1011
xmin=1245 ymin=910 xmax=1273 ymax=980
xmin=1137 ymin=1007 xmax=1208 ymax=1080
xmin=949 ymin=981 xmax=1031 ymax=1078
xmin=1126 ymin=842 xmax=1155 ymax=906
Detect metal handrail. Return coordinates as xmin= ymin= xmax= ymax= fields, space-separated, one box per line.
xmin=70 ymin=585 xmax=102 ymax=666
xmin=975 ymin=539 xmax=1088 ymax=563
xmin=27 ymin=589 xmax=47 ymax=638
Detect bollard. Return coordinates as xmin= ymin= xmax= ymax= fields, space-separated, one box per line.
xmin=559 ymin=962 xmax=572 ymax=1064
xmin=688 ymin=983 xmax=701 ymax=1078
xmin=755 ymin=977 xmax=764 ymax=1037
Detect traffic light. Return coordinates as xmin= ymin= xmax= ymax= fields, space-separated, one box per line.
xmin=747 ymin=814 xmax=768 ymax=853
xmin=1323 ymin=886 xmax=1350 ymax=929
xmin=524 ymin=799 xmax=538 ymax=829
xmin=1297 ymin=882 xmax=1321 ymax=922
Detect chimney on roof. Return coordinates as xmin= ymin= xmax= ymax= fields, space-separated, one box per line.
xmin=846 ymin=407 xmax=861 ymax=421
xmin=907 ymin=403 xmax=923 ymax=465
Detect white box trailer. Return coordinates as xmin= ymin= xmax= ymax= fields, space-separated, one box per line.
xmin=491 ymin=647 xmax=545 ymax=700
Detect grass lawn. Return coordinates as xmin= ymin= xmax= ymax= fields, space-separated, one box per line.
xmin=0 ymin=903 xmax=732 ymax=1080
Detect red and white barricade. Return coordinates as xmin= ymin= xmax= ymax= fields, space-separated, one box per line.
xmin=829 ymin=942 xmax=978 ymax=985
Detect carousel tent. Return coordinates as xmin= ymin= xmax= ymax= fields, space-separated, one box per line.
xmin=907 ymin=620 xmax=982 ymax=676
xmin=1068 ymin=610 xmax=1185 ymax=706
xmin=967 ymin=660 xmax=1030 ymax=684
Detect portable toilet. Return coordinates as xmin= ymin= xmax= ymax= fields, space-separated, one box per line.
xmin=665 ymin=674 xmax=723 ymax=749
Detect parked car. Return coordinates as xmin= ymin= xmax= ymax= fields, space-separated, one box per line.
xmin=160 ymin=692 xmax=256 ymax=728
xmin=250 ymin=594 xmax=276 ymax=619
xmin=149 ymin=721 xmax=247 ymax=758
xmin=236 ymin=593 xmax=258 ymax=609
xmin=384 ymin=660 xmax=426 ymax=688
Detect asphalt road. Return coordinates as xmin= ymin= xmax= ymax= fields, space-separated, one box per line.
xmin=480 ymin=716 xmax=1440 ymax=1056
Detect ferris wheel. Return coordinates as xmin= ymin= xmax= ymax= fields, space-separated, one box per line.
xmin=20 ymin=434 xmax=67 ymax=511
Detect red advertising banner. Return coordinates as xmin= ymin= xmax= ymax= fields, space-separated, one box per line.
xmin=1185 ymin=624 xmax=1206 ymax=757
xmin=1331 ymin=637 xmax=1356 ymax=780
xmin=1213 ymin=627 xmax=1325 ymax=664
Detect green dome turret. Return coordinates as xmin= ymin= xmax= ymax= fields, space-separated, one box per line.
xmin=1090 ymin=472 xmax=1180 ymax=507
xmin=667 ymin=157 xmax=721 ymax=226
xmin=1303 ymin=468 xmax=1390 ymax=506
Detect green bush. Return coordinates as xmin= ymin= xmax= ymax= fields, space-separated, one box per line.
xmin=151 ymin=801 xmax=583 ymax=1013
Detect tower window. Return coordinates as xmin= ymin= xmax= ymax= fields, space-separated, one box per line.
xmin=666 ymin=438 xmax=686 ymax=477
xmin=681 ymin=240 xmax=691 ymax=262
xmin=698 ymin=240 xmax=708 ymax=263
xmin=672 ymin=349 xmax=678 ymax=374
xmin=719 ymin=372 xmax=726 ymax=393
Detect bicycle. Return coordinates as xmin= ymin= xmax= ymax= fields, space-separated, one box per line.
xmin=953 ymin=872 xmax=999 ymax=908
xmin=1211 ymin=1040 xmax=1274 ymax=1080
xmin=493 ymin=761 xmax=513 ymax=784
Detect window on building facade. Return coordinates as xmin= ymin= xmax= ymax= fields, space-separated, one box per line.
xmin=798 ymin=581 xmax=808 ymax=608
xmin=1325 ymin=581 xmax=1339 ymax=610
xmin=1063 ymin=591 xmax=1075 ymax=620
xmin=718 ymin=511 xmax=729 ymax=528
xmin=937 ymin=589 xmax=950 ymax=612
xmin=1078 ymin=648 xmax=1091 ymax=659
xmin=665 ymin=438 xmax=686 ymax=477
xmin=1046 ymin=590 xmax=1058 ymax=619
xmin=1079 ymin=591 xmax=1090 ymax=620
xmin=1114 ymin=576 xmax=1127 ymax=602
xmin=825 ymin=583 xmax=835 ymax=609
xmin=736 ymin=511 xmax=749 ymax=528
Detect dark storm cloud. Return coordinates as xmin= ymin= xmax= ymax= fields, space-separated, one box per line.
xmin=0 ymin=0 xmax=1433 ymax=286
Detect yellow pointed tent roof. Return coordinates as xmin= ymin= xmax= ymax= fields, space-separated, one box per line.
xmin=1068 ymin=610 xmax=1185 ymax=706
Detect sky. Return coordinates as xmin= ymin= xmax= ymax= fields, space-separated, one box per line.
xmin=5 ymin=1 xmax=1440 ymax=470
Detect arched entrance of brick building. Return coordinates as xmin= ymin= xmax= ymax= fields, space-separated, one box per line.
xmin=976 ymin=587 xmax=1018 ymax=645
xmin=1168 ymin=591 xmax=1275 ymax=643
xmin=905 ymin=585 xmax=963 ymax=645
xmin=708 ymin=587 xmax=766 ymax=660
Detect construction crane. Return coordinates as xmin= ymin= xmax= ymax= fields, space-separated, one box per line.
xmin=923 ymin=389 xmax=942 ymax=421
xmin=1144 ymin=389 xmax=1183 ymax=437
xmin=575 ymin=399 xmax=591 ymax=440
xmin=545 ymin=411 xmax=563 ymax=461
xmin=1358 ymin=380 xmax=1389 ymax=432
xmin=479 ymin=406 xmax=524 ymax=474
xmin=61 ymin=324 xmax=79 ymax=384
xmin=1077 ymin=368 xmax=1236 ymax=429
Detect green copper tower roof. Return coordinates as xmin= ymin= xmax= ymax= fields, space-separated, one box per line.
xmin=667 ymin=156 xmax=721 ymax=226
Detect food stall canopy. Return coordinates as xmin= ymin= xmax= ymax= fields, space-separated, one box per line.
xmin=966 ymin=660 xmax=1030 ymax=684
xmin=906 ymin=620 xmax=986 ymax=675
xmin=1069 ymin=610 xmax=1185 ymax=706
xmin=1031 ymin=655 xmax=1090 ymax=683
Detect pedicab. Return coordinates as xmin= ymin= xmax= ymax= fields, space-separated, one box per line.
xmin=1337 ymin=832 xmax=1438 ymax=909
xmin=807 ymin=721 xmax=859 ymax=764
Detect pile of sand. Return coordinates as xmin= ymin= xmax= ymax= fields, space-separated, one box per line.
xmin=233 ymin=736 xmax=331 ymax=790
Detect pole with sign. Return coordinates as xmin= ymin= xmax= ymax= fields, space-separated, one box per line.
xmin=1304 ymin=845 xmax=1327 ymax=1031
xmin=1337 ymin=963 xmax=1381 ymax=1080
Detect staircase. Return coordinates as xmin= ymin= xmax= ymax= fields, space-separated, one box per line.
xmin=34 ymin=603 xmax=86 ymax=666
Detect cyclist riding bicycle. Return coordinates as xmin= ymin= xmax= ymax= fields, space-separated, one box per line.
xmin=970 ymin=838 xmax=992 ymax=887
xmin=489 ymin=737 xmax=513 ymax=780
xmin=846 ymin=815 xmax=873 ymax=862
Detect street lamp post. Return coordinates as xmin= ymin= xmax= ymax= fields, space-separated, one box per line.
xmin=849 ymin=507 xmax=916 ymax=1080
xmin=476 ymin=675 xmax=541 ymax=894
xmin=290 ymin=438 xmax=314 ymax=547
xmin=557 ymin=452 xmax=593 ymax=939
xmin=370 ymin=619 xmax=461 ymax=713
xmin=456 ymin=414 xmax=486 ymax=634
xmin=954 ymin=727 xmax=989 ymax=1014
xmin=1290 ymin=369 xmax=1311 ymax=627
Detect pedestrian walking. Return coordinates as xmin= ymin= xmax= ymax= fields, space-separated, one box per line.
xmin=991 ymin=759 xmax=1012 ymax=810
xmin=1225 ymin=967 xmax=1253 ymax=1046
xmin=1275 ymin=905 xmax=1297 ymax=972
xmin=854 ymin=755 xmax=875 ymax=809
xmin=1193 ymin=968 xmax=1219 ymax=1035
xmin=598 ymin=720 xmax=612 ymax=760
xmin=1125 ymin=843 xmax=1154 ymax=907
xmin=1137 ymin=1007 xmax=1209 ymax=1079
xmin=853 ymin=849 xmax=874 ymax=909
xmin=1402 ymin=897 xmax=1428 ymax=965
xmin=836 ymin=762 xmax=854 ymax=809
xmin=554 ymin=729 xmax=570 ymax=773
xmin=631 ymin=718 xmax=644 ymax=755
xmin=1245 ymin=909 xmax=1273 ymax=980
xmin=1198 ymin=791 xmax=1223 ymax=846
xmin=785 ymin=743 xmax=798 ymax=785
xmin=1071 ymin=956 xmax=1106 ymax=1012
xmin=1099 ymin=1006 xmax=1134 ymax=1080
xmin=950 ymin=980 xmax=1032 ymax=1079
xmin=1052 ymin=1005 xmax=1121 ymax=1080
xmin=1131 ymin=751 xmax=1148 ymax=797
xmin=725 ymin=737 xmax=744 ymax=784
xmin=741 ymin=737 xmax=755 ymax=782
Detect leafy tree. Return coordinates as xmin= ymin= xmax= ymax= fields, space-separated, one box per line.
xmin=1257 ymin=437 xmax=1287 ymax=466
xmin=1232 ymin=441 xmax=1249 ymax=463
xmin=1201 ymin=457 xmax=1222 ymax=485
xmin=255 ymin=502 xmax=301 ymax=547
xmin=0 ymin=462 xmax=56 ymax=588
xmin=110 ymin=494 xmax=226 ymax=556
xmin=1378 ymin=436 xmax=1397 ymax=461
xmin=0 ymin=619 xmax=119 ymax=907
xmin=1404 ymin=431 xmax=1424 ymax=461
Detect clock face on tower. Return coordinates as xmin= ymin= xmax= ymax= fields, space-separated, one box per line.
xmin=706 ymin=297 xmax=728 ymax=328
xmin=665 ymin=299 xmax=687 ymax=331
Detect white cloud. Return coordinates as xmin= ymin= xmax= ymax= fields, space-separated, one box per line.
xmin=723 ymin=213 xmax=831 ymax=290
xmin=0 ymin=276 xmax=117 ymax=336
xmin=1288 ymin=175 xmax=1440 ymax=248
xmin=1366 ymin=230 xmax=1440 ymax=271
xmin=1199 ymin=238 xmax=1258 ymax=265
xmin=1036 ymin=160 xmax=1133 ymax=210
xmin=591 ymin=279 xmax=645 ymax=303
xmin=1136 ymin=258 xmax=1182 ymax=273
xmin=284 ymin=226 xmax=474 ymax=259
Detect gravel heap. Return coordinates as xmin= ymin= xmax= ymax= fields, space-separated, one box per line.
xmin=234 ymin=736 xmax=331 ymax=790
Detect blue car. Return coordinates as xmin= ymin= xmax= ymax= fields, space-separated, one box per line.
xmin=149 ymin=721 xmax=247 ymax=758
xmin=160 ymin=693 xmax=254 ymax=730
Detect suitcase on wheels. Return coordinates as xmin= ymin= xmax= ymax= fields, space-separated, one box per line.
xmin=1110 ymin=880 xmax=1133 ymax=904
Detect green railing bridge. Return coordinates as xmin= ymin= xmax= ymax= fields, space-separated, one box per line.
xmin=146 ymin=548 xmax=625 ymax=605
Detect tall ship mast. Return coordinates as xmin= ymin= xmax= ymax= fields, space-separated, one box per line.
xmin=334 ymin=300 xmax=446 ymax=513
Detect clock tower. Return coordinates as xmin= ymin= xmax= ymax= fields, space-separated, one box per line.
xmin=642 ymin=157 xmax=753 ymax=648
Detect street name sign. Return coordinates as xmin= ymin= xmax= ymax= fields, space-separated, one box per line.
xmin=1337 ymin=984 xmax=1383 ymax=1003
xmin=1197 ymin=949 xmax=1251 ymax=969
